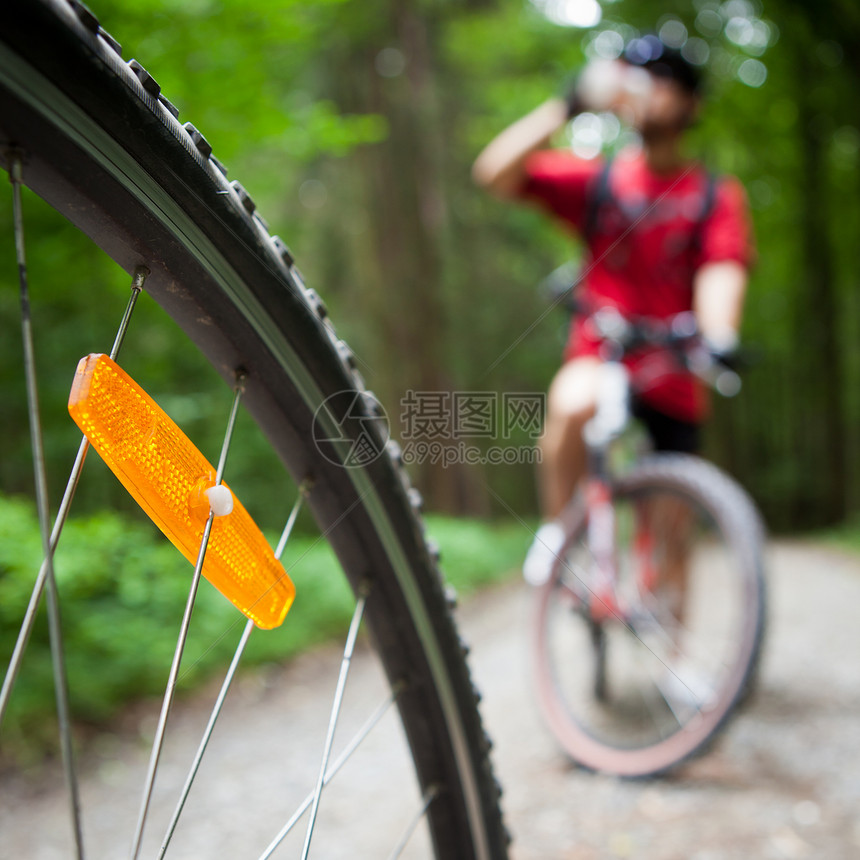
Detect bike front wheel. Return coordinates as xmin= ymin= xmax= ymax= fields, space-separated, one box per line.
xmin=532 ymin=454 xmax=766 ymax=777
xmin=0 ymin=1 xmax=508 ymax=856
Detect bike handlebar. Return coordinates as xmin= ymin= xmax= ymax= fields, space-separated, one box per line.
xmin=586 ymin=307 xmax=743 ymax=397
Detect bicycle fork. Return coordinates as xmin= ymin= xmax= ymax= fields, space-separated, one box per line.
xmin=584 ymin=474 xmax=619 ymax=622
xmin=582 ymin=360 xmax=630 ymax=623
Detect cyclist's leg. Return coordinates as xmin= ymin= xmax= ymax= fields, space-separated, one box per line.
xmin=631 ymin=402 xmax=702 ymax=625
xmin=637 ymin=493 xmax=696 ymax=622
xmin=538 ymin=356 xmax=603 ymax=519
xmin=524 ymin=357 xmax=601 ymax=586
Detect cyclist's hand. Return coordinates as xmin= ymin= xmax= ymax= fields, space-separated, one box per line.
xmin=567 ymin=60 xmax=652 ymax=120
xmin=567 ymin=59 xmax=621 ymax=115
xmin=702 ymin=332 xmax=741 ymax=372
xmin=695 ymin=336 xmax=742 ymax=396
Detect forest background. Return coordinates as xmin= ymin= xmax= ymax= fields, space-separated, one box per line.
xmin=3 ymin=0 xmax=860 ymax=531
xmin=2 ymin=0 xmax=860 ymax=741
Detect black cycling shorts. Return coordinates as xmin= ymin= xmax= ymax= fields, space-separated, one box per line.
xmin=632 ymin=400 xmax=701 ymax=454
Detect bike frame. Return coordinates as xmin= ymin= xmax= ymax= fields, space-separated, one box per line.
xmin=581 ymin=359 xmax=631 ymax=622
xmin=575 ymin=308 xmax=739 ymax=625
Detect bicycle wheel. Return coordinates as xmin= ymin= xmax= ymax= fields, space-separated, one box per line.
xmin=532 ymin=454 xmax=766 ymax=777
xmin=0 ymin=1 xmax=508 ymax=857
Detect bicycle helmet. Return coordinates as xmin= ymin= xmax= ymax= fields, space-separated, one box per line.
xmin=622 ymin=34 xmax=701 ymax=94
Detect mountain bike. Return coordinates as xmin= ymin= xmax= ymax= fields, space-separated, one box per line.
xmin=531 ymin=306 xmax=767 ymax=777
xmin=0 ymin=1 xmax=509 ymax=857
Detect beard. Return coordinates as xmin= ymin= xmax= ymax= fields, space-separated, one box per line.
xmin=639 ymin=113 xmax=693 ymax=146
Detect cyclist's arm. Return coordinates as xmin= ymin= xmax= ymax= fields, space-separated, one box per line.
xmin=692 ymin=173 xmax=753 ymax=353
xmin=471 ymin=99 xmax=568 ymax=199
xmin=472 ymin=60 xmax=644 ymax=200
xmin=692 ymin=260 xmax=747 ymax=352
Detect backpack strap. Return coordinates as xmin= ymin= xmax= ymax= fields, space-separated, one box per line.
xmin=691 ymin=170 xmax=719 ymax=254
xmin=583 ymin=156 xmax=614 ymax=243
xmin=584 ymin=158 xmax=719 ymax=248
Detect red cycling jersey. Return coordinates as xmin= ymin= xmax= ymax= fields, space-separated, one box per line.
xmin=521 ymin=147 xmax=754 ymax=422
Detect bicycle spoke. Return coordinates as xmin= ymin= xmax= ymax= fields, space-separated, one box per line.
xmin=130 ymin=377 xmax=246 ymax=860
xmin=7 ymin=152 xmax=85 ymax=859
xmin=156 ymin=618 xmax=254 ymax=858
xmin=635 ymin=657 xmax=685 ymax=731
xmin=258 ymin=682 xmax=402 ymax=860
xmin=0 ymin=267 xmax=148 ymax=727
xmin=649 ymin=673 xmax=697 ymax=724
xmin=108 ymin=267 xmax=148 ymax=360
xmin=159 ymin=485 xmax=309 ymax=857
xmin=387 ymin=785 xmax=439 ymax=860
xmin=301 ymin=590 xmax=369 ymax=860
xmin=275 ymin=480 xmax=312 ymax=559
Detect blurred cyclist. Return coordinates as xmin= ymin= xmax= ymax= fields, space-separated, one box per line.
xmin=472 ymin=34 xmax=754 ymax=585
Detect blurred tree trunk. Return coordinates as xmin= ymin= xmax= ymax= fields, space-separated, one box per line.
xmin=332 ymin=0 xmax=491 ymax=514
xmin=792 ymin=41 xmax=847 ymax=525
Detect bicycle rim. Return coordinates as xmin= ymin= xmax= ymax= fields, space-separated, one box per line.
xmin=533 ymin=455 xmax=766 ymax=777
xmin=0 ymin=1 xmax=508 ymax=856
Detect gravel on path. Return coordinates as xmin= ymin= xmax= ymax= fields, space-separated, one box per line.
xmin=1 ymin=540 xmax=859 ymax=859
xmin=465 ymin=541 xmax=860 ymax=860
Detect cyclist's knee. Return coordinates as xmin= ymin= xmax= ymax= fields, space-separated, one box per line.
xmin=547 ymin=357 xmax=601 ymax=425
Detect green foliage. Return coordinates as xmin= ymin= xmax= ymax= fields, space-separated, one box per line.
xmin=0 ymin=494 xmax=523 ymax=759
xmin=6 ymin=1 xmax=860 ymax=764
xmin=425 ymin=513 xmax=533 ymax=594
xmin=819 ymin=516 xmax=860 ymax=561
xmin=0 ymin=493 xmax=353 ymax=760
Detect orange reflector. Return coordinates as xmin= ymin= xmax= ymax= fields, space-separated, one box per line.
xmin=68 ymin=354 xmax=295 ymax=630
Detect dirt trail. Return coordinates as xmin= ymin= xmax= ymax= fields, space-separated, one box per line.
xmin=468 ymin=541 xmax=860 ymax=859
xmin=2 ymin=540 xmax=859 ymax=859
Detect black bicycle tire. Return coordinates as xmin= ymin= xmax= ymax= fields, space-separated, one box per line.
xmin=0 ymin=1 xmax=508 ymax=856
xmin=533 ymin=453 xmax=767 ymax=777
